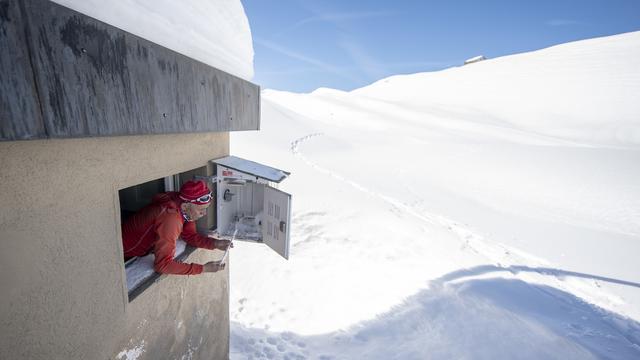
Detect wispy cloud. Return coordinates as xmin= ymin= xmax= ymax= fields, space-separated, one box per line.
xmin=259 ymin=3 xmax=440 ymax=89
xmin=273 ymin=10 xmax=397 ymax=38
xmin=338 ymin=39 xmax=387 ymax=80
xmin=546 ymin=19 xmax=582 ymax=26
xmin=254 ymin=38 xmax=360 ymax=82
xmin=339 ymin=38 xmax=456 ymax=80
xmin=295 ymin=10 xmax=396 ymax=27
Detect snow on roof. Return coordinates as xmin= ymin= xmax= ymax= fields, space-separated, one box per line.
xmin=212 ymin=156 xmax=290 ymax=183
xmin=51 ymin=0 xmax=254 ymax=80
xmin=464 ymin=55 xmax=486 ymax=64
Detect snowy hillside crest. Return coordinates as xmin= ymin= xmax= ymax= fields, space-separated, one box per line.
xmin=230 ymin=31 xmax=640 ymax=359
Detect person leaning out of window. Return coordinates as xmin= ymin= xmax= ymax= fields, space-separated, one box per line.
xmin=121 ymin=180 xmax=231 ymax=274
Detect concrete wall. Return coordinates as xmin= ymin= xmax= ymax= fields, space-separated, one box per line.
xmin=0 ymin=0 xmax=260 ymax=141
xmin=0 ymin=132 xmax=231 ymax=359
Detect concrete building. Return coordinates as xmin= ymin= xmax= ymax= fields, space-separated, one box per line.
xmin=0 ymin=0 xmax=259 ymax=358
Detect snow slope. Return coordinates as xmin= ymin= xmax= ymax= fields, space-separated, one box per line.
xmin=51 ymin=0 xmax=254 ymax=80
xmin=229 ymin=32 xmax=640 ymax=359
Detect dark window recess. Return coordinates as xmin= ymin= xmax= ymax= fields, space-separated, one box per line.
xmin=119 ymin=177 xmax=168 ymax=222
xmin=119 ymin=166 xmax=211 ymax=302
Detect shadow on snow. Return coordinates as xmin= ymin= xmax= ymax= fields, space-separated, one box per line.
xmin=437 ymin=264 xmax=640 ymax=289
xmin=231 ymin=266 xmax=640 ymax=360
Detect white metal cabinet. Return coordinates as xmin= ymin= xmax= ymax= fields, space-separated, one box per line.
xmin=263 ymin=186 xmax=292 ymax=259
xmin=209 ymin=156 xmax=292 ymax=259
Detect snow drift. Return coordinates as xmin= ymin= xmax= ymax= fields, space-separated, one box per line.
xmin=230 ymin=31 xmax=640 ymax=359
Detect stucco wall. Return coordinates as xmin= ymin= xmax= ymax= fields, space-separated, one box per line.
xmin=0 ymin=132 xmax=230 ymax=359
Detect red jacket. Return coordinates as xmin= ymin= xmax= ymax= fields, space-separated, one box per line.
xmin=122 ymin=192 xmax=215 ymax=275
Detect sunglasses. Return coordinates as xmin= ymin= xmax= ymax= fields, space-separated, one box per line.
xmin=190 ymin=192 xmax=212 ymax=203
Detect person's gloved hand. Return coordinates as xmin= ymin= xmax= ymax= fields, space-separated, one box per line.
xmin=214 ymin=239 xmax=234 ymax=251
xmin=203 ymin=261 xmax=226 ymax=273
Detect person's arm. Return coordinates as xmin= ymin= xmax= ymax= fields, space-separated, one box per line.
xmin=180 ymin=221 xmax=216 ymax=249
xmin=153 ymin=213 xmax=204 ymax=275
xmin=181 ymin=221 xmax=234 ymax=251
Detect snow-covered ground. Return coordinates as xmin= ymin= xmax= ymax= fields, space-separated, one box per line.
xmin=230 ymin=31 xmax=640 ymax=359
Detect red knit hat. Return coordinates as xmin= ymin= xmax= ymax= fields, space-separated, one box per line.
xmin=179 ymin=180 xmax=212 ymax=205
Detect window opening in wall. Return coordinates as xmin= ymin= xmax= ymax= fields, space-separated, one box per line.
xmin=117 ymin=157 xmax=292 ymax=302
xmin=119 ymin=166 xmax=211 ymax=301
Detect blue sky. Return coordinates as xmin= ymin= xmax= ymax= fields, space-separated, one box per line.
xmin=241 ymin=0 xmax=640 ymax=93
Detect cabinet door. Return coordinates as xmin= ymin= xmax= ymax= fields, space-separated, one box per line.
xmin=262 ymin=186 xmax=292 ymax=259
